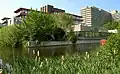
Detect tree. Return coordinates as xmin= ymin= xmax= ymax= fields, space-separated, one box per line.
xmin=51 ymin=13 xmax=75 ymax=41
xmin=0 ymin=25 xmax=23 ymax=48
xmin=19 ymin=11 xmax=74 ymax=42
xmin=102 ymin=21 xmax=120 ymax=58
xmin=52 ymin=13 xmax=74 ymax=32
xmin=18 ymin=9 xmax=55 ymax=42
xmin=0 ymin=10 xmax=75 ymax=48
xmin=53 ymin=27 xmax=65 ymax=41
xmin=67 ymin=30 xmax=77 ymax=44
xmin=103 ymin=21 xmax=120 ymax=30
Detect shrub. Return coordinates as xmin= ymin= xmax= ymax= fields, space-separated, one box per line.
xmin=67 ymin=30 xmax=77 ymax=44
xmin=0 ymin=25 xmax=23 ymax=48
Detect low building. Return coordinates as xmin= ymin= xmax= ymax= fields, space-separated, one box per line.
xmin=14 ymin=8 xmax=31 ymax=24
xmin=1 ymin=17 xmax=11 ymax=26
xmin=14 ymin=5 xmax=83 ymax=26
xmin=73 ymin=23 xmax=91 ymax=32
xmin=66 ymin=13 xmax=83 ymax=25
xmin=40 ymin=5 xmax=83 ymax=25
xmin=0 ymin=23 xmax=2 ymax=27
xmin=14 ymin=5 xmax=65 ymax=24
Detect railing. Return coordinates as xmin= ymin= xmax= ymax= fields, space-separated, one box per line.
xmin=28 ymin=39 xmax=100 ymax=47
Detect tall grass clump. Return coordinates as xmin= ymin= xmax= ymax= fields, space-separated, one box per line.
xmin=2 ymin=51 xmax=120 ymax=74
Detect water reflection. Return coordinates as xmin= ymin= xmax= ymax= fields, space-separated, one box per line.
xmin=28 ymin=43 xmax=99 ymax=57
xmin=0 ymin=43 xmax=99 ymax=60
xmin=0 ymin=47 xmax=28 ymax=61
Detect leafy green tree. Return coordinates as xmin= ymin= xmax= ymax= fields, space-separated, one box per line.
xmin=102 ymin=22 xmax=120 ymax=59
xmin=67 ymin=30 xmax=77 ymax=44
xmin=19 ymin=11 xmax=74 ymax=42
xmin=18 ymin=9 xmax=55 ymax=42
xmin=0 ymin=25 xmax=23 ymax=47
xmin=53 ymin=27 xmax=65 ymax=41
xmin=0 ymin=10 xmax=75 ymax=48
xmin=51 ymin=13 xmax=75 ymax=42
xmin=103 ymin=21 xmax=120 ymax=30
xmin=52 ymin=13 xmax=74 ymax=32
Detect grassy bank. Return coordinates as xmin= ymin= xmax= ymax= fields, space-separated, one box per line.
xmin=2 ymin=48 xmax=120 ymax=74
xmin=2 ymin=32 xmax=119 ymax=74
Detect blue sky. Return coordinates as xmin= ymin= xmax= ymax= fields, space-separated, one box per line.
xmin=0 ymin=0 xmax=119 ymax=21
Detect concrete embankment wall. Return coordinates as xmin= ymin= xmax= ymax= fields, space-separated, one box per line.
xmin=28 ymin=39 xmax=100 ymax=47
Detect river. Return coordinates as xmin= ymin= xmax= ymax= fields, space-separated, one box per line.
xmin=0 ymin=43 xmax=100 ymax=60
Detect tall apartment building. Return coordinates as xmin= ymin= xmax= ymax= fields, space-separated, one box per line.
xmin=81 ymin=6 xmax=112 ymax=30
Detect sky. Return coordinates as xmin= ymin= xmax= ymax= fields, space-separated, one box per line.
xmin=0 ymin=0 xmax=119 ymax=22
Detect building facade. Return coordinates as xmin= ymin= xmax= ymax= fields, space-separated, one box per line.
xmin=14 ymin=5 xmax=83 ymax=26
xmin=14 ymin=6 xmax=65 ymax=24
xmin=110 ymin=10 xmax=120 ymax=21
xmin=67 ymin=13 xmax=83 ymax=25
xmin=14 ymin=8 xmax=31 ymax=24
xmin=40 ymin=5 xmax=65 ymax=13
xmin=81 ymin=6 xmax=112 ymax=30
xmin=1 ymin=17 xmax=11 ymax=26
xmin=40 ymin=5 xmax=83 ymax=25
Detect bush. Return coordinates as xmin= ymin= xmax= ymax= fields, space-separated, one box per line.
xmin=101 ymin=33 xmax=120 ymax=59
xmin=67 ymin=30 xmax=77 ymax=44
xmin=70 ymin=34 xmax=77 ymax=44
xmin=53 ymin=27 xmax=65 ymax=41
xmin=0 ymin=25 xmax=23 ymax=48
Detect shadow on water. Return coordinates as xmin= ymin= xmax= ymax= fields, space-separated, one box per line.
xmin=28 ymin=43 xmax=100 ymax=58
xmin=0 ymin=43 xmax=100 ymax=60
xmin=0 ymin=47 xmax=28 ymax=62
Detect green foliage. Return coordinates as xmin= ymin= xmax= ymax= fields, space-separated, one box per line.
xmin=2 ymin=17 xmax=120 ymax=74
xmin=0 ymin=10 xmax=74 ymax=48
xmin=18 ymin=10 xmax=74 ymax=42
xmin=101 ymin=33 xmax=120 ymax=59
xmin=67 ymin=30 xmax=77 ymax=44
xmin=0 ymin=25 xmax=23 ymax=47
xmin=52 ymin=13 xmax=74 ymax=32
xmin=19 ymin=10 xmax=55 ymax=41
xmin=103 ymin=21 xmax=120 ymax=30
xmin=102 ymin=20 xmax=120 ymax=58
xmin=4 ymin=51 xmax=120 ymax=74
xmin=53 ymin=27 xmax=66 ymax=41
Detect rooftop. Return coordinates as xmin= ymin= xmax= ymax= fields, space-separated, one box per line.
xmin=14 ymin=8 xmax=30 ymax=13
xmin=1 ymin=17 xmax=11 ymax=20
xmin=66 ymin=13 xmax=82 ymax=18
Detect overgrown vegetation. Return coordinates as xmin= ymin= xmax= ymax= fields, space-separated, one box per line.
xmin=2 ymin=21 xmax=119 ymax=74
xmin=103 ymin=21 xmax=120 ymax=30
xmin=67 ymin=30 xmax=77 ymax=44
xmin=1 ymin=10 xmax=120 ymax=74
xmin=2 ymin=49 xmax=120 ymax=74
xmin=3 ymin=32 xmax=120 ymax=74
xmin=0 ymin=25 xmax=23 ymax=48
